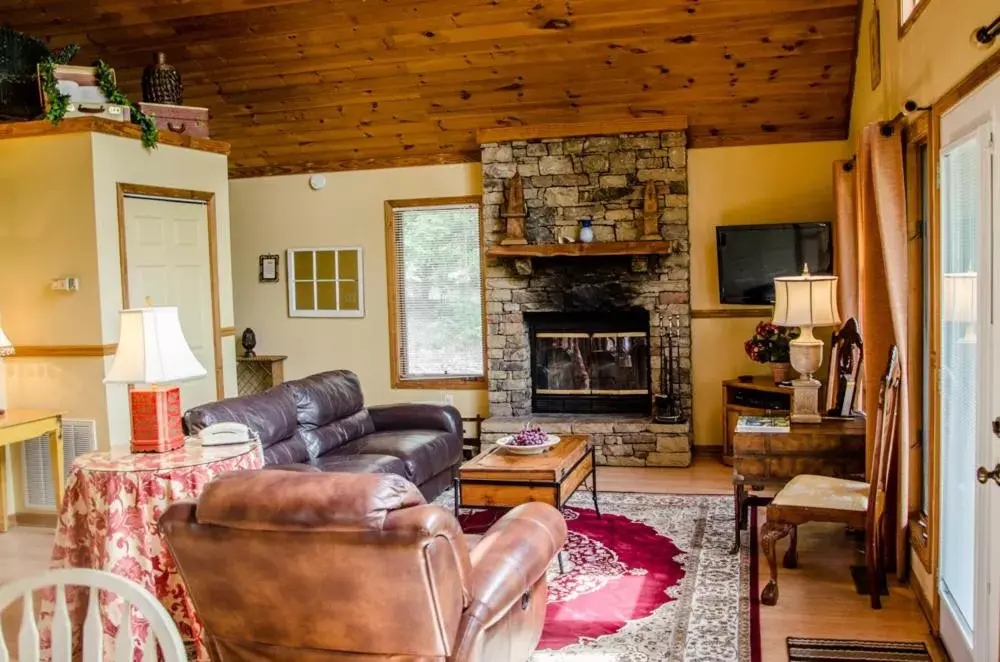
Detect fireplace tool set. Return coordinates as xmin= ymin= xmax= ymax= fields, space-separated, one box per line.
xmin=654 ymin=315 xmax=686 ymax=424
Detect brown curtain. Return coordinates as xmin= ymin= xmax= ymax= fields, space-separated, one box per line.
xmin=857 ymin=122 xmax=910 ymax=577
xmin=833 ymin=161 xmax=859 ymax=319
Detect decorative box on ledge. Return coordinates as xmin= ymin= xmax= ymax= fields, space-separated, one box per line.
xmin=138 ymin=102 xmax=210 ymax=138
xmin=482 ymin=415 xmax=691 ymax=467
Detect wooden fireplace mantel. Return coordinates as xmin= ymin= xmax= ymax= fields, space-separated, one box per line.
xmin=485 ymin=240 xmax=674 ymax=259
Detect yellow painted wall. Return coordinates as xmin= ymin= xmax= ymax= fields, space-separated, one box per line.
xmin=851 ymin=0 xmax=998 ymax=139
xmin=0 ymin=133 xmax=111 ymax=443
xmin=688 ymin=141 xmax=849 ymax=447
xmin=229 ymin=163 xmax=488 ymax=416
xmin=90 ymin=134 xmax=237 ymax=446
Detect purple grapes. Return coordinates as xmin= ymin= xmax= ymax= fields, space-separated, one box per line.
xmin=511 ymin=426 xmax=548 ymax=447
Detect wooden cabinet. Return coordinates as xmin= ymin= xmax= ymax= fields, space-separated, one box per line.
xmin=236 ymin=355 xmax=286 ymax=396
xmin=721 ymin=377 xmax=792 ymax=466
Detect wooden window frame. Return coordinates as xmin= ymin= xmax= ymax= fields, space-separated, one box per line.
xmin=384 ymin=196 xmax=486 ymax=390
xmin=904 ymin=113 xmax=932 ymax=573
xmin=899 ymin=0 xmax=931 ymax=38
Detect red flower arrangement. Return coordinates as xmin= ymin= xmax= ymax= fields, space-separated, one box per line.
xmin=744 ymin=322 xmax=798 ymax=364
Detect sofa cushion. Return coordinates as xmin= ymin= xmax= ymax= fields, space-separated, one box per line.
xmin=285 ymin=370 xmax=368 ymax=426
xmin=333 ymin=430 xmax=461 ymax=485
xmin=183 ymin=388 xmax=309 ymax=465
xmin=284 ymin=370 xmax=375 ymax=457
xmin=310 ymin=453 xmax=408 ymax=478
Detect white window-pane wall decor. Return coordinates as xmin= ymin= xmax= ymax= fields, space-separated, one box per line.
xmin=286 ymin=247 xmax=364 ymax=318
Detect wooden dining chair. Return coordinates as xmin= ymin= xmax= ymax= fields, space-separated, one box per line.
xmin=0 ymin=568 xmax=186 ymax=662
xmin=759 ymin=345 xmax=900 ymax=608
xmin=825 ymin=316 xmax=864 ymax=416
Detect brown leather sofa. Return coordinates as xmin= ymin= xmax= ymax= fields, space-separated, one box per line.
xmin=160 ymin=470 xmax=567 ymax=661
xmin=183 ymin=370 xmax=462 ymax=499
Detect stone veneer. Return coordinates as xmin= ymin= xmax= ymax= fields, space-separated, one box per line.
xmin=480 ymin=130 xmax=693 ymax=467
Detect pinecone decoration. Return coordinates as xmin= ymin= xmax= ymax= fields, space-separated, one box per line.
xmin=142 ymin=52 xmax=183 ymax=105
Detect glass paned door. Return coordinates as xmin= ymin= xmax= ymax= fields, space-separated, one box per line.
xmin=938 ymin=132 xmax=983 ymax=652
xmin=939 ymin=71 xmax=1000 ymax=660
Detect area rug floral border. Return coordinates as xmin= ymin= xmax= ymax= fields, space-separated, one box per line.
xmin=439 ymin=490 xmax=761 ymax=662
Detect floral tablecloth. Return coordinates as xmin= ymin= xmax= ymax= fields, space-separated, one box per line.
xmin=42 ymin=440 xmax=263 ymax=661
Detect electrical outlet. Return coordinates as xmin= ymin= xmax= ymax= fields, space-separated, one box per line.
xmin=444 ymin=393 xmax=455 ymax=406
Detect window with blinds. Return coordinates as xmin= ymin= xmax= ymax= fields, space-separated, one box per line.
xmin=387 ymin=198 xmax=485 ymax=387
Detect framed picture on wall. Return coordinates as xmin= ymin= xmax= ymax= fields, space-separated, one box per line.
xmin=869 ymin=5 xmax=882 ymax=91
xmin=286 ymin=247 xmax=364 ymax=318
xmin=259 ymin=254 xmax=279 ymax=282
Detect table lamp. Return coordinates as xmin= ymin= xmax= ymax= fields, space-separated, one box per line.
xmin=104 ymin=306 xmax=206 ymax=453
xmin=943 ymin=272 xmax=977 ymax=343
xmin=0 ymin=317 xmax=13 ymax=416
xmin=772 ymin=265 xmax=841 ymax=423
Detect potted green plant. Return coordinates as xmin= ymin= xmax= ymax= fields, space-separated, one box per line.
xmin=744 ymin=322 xmax=799 ymax=384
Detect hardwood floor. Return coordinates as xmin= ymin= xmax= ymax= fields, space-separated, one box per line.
xmin=0 ymin=459 xmax=941 ymax=661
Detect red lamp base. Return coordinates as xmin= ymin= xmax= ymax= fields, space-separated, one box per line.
xmin=129 ymin=386 xmax=185 ymax=453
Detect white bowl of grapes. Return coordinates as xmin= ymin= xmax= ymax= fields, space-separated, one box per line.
xmin=494 ymin=426 xmax=560 ymax=455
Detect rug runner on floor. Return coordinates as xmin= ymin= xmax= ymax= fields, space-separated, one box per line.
xmin=786 ymin=637 xmax=931 ymax=661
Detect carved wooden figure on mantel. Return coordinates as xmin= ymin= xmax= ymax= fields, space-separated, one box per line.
xmin=641 ymin=181 xmax=662 ymax=241
xmin=501 ymin=173 xmax=528 ymax=245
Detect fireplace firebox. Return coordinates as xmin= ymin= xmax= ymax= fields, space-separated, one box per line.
xmin=526 ymin=311 xmax=651 ymax=415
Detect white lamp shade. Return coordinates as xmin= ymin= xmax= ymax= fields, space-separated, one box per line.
xmin=0 ymin=325 xmax=12 ymax=357
xmin=943 ymin=272 xmax=977 ymax=323
xmin=105 ymin=307 xmax=206 ymax=384
xmin=772 ymin=271 xmax=841 ymax=328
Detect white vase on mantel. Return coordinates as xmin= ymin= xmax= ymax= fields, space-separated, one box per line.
xmin=579 ymin=218 xmax=594 ymax=243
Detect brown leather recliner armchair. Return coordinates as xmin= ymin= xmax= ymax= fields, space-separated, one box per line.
xmin=160 ymin=470 xmax=567 ymax=661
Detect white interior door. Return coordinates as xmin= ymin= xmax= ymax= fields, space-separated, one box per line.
xmin=938 ymin=72 xmax=1000 ymax=662
xmin=123 ymin=195 xmax=217 ymax=410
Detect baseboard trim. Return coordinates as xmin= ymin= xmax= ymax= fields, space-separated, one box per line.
xmin=692 ymin=444 xmax=723 ymax=458
xmin=11 ymin=511 xmax=58 ymax=528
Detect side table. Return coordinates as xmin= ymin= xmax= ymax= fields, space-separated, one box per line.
xmin=42 ymin=439 xmax=263 ymax=660
xmin=0 ymin=409 xmax=65 ymax=531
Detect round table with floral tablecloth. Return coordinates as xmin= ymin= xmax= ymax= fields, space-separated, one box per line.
xmin=42 ymin=440 xmax=263 ymax=661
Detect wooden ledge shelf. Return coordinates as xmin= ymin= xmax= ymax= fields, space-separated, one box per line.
xmin=0 ymin=117 xmax=230 ymax=155
xmin=486 ymin=240 xmax=673 ymax=259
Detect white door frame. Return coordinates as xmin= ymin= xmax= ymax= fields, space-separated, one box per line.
xmin=116 ymin=183 xmax=225 ymax=400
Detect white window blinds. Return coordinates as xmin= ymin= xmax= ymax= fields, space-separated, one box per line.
xmin=391 ymin=202 xmax=484 ymax=381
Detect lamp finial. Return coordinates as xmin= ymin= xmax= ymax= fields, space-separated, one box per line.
xmin=802 ymin=263 xmax=810 ymax=276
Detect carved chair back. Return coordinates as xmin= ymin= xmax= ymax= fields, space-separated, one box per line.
xmin=825 ymin=317 xmax=864 ymax=415
xmin=865 ymin=345 xmax=901 ymax=573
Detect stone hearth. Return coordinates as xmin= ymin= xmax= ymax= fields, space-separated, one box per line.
xmin=481 ymin=415 xmax=690 ymax=467
xmin=481 ymin=129 xmax=692 ymax=467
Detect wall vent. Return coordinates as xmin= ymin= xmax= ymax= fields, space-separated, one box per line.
xmin=20 ymin=419 xmax=97 ymax=509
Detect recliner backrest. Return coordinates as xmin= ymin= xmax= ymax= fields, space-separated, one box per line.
xmin=160 ymin=470 xmax=472 ymax=660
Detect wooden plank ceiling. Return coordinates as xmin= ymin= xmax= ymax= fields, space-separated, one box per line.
xmin=0 ymin=0 xmax=862 ymax=178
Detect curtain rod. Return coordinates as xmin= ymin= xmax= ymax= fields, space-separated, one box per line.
xmin=975 ymin=15 xmax=1000 ymax=45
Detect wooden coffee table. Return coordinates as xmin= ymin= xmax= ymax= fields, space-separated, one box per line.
xmin=454 ymin=434 xmax=600 ymax=517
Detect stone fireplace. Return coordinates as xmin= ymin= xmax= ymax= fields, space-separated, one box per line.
xmin=479 ymin=128 xmax=693 ymax=467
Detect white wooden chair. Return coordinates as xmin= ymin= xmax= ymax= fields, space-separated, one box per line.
xmin=0 ymin=568 xmax=185 ymax=662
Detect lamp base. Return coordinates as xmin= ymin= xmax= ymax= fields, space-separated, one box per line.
xmin=790 ymin=378 xmax=823 ymax=423
xmin=129 ymin=385 xmax=185 ymax=453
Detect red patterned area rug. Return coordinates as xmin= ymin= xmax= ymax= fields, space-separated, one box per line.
xmin=445 ymin=492 xmax=761 ymax=662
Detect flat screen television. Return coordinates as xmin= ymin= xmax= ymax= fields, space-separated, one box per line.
xmin=716 ymin=222 xmax=834 ymax=305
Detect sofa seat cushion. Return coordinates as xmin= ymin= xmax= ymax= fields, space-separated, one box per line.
xmin=310 ymin=453 xmax=408 ymax=478
xmin=332 ymin=430 xmax=461 ymax=485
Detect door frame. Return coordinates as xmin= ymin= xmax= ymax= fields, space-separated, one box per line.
xmin=115 ymin=183 xmax=226 ymax=400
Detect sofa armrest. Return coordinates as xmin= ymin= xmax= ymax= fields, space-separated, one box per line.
xmin=452 ymin=503 xmax=567 ymax=659
xmin=368 ymin=403 xmax=462 ymax=437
